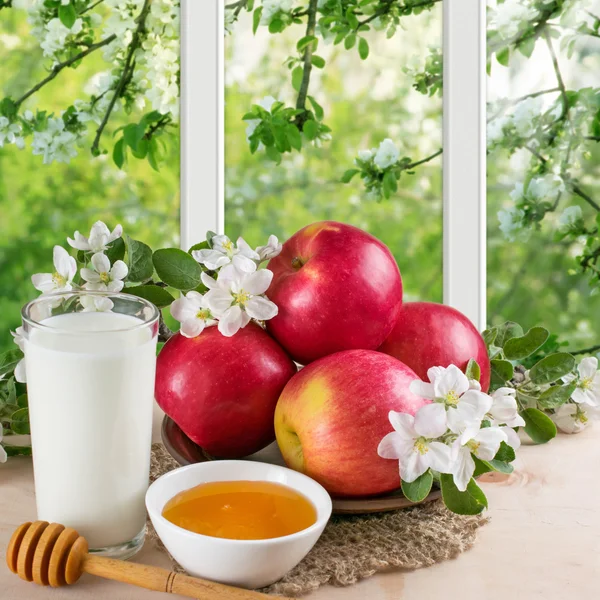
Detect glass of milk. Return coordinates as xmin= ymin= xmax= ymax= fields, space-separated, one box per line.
xmin=21 ymin=291 xmax=159 ymax=559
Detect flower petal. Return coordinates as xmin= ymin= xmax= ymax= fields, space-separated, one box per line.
xmin=500 ymin=426 xmax=521 ymax=450
xmin=91 ymin=252 xmax=110 ymax=275
xmin=434 ymin=364 xmax=469 ymax=398
xmin=110 ymin=260 xmax=128 ymax=281
xmin=201 ymin=271 xmax=217 ymax=290
xmin=181 ymin=318 xmax=205 ymax=338
xmin=243 ymin=269 xmax=273 ymax=295
xmin=218 ymin=305 xmax=244 ymax=337
xmin=14 ymin=359 xmax=26 ymax=384
xmin=67 ymin=231 xmax=89 ymax=251
xmin=377 ymin=431 xmax=406 ymax=459
xmin=451 ymin=445 xmax=475 ymax=492
xmin=400 ymin=448 xmax=429 ymax=483
xmin=245 ymin=296 xmax=278 ymax=321
xmin=474 ymin=427 xmax=507 ymax=461
xmin=31 ymin=273 xmax=55 ymax=293
xmin=414 ymin=403 xmax=447 ymax=438
xmin=205 ymin=289 xmax=233 ymax=315
xmin=388 ymin=411 xmax=416 ymax=436
xmin=170 ymin=297 xmax=197 ymax=323
xmin=108 ymin=224 xmax=123 ymax=243
xmin=232 ymin=253 xmax=259 ymax=273
xmin=236 ymin=237 xmax=260 ymax=260
xmin=409 ymin=379 xmax=435 ymax=399
xmin=426 ymin=441 xmax=453 ymax=474
xmin=578 ymin=357 xmax=598 ymax=380
xmin=107 ymin=280 xmax=124 ymax=293
xmin=80 ymin=268 xmax=101 ymax=283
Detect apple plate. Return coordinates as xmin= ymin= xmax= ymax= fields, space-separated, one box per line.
xmin=161 ymin=416 xmax=442 ymax=515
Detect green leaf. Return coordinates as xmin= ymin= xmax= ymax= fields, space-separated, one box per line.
xmin=440 ymin=474 xmax=488 ymax=515
xmin=206 ymin=231 xmax=217 ymax=248
xmin=495 ymin=322 xmax=524 ymax=348
xmin=494 ymin=441 xmax=516 ymax=463
xmin=286 ymin=124 xmax=302 ymax=151
xmin=105 ymin=237 xmax=126 ymax=264
xmin=11 ymin=407 xmax=30 ymax=435
xmin=383 ymin=170 xmax=397 ymax=196
xmin=517 ymin=36 xmax=536 ymax=58
xmin=303 ymin=119 xmax=319 ymax=141
xmin=344 ymin=33 xmax=356 ymax=50
xmin=0 ymin=349 xmax=23 ymax=379
xmin=473 ymin=455 xmax=493 ymax=477
xmin=4 ymin=445 xmax=32 ymax=457
xmin=482 ymin=327 xmax=498 ymax=348
xmin=358 ymin=37 xmax=369 ymax=60
xmin=253 ymin=6 xmax=262 ymax=34
xmin=17 ymin=394 xmax=28 ymax=409
xmin=496 ymin=47 xmax=510 ymax=67
xmin=188 ymin=241 xmax=209 ymax=255
xmin=126 ymin=237 xmax=154 ymax=283
xmin=537 ymin=383 xmax=576 ymax=410
xmin=311 ymin=55 xmax=326 ymax=69
xmin=341 ymin=169 xmax=360 ymax=183
xmin=503 ymin=327 xmax=550 ymax=360
xmin=297 ymin=35 xmax=317 ymax=52
xmin=292 ymin=66 xmax=304 ymax=92
xmin=401 ymin=471 xmax=433 ymax=503
xmin=529 ymin=353 xmax=576 ymax=385
xmin=113 ymin=138 xmax=126 ymax=169
xmin=269 ymin=17 xmax=285 ymax=33
xmin=521 ymin=407 xmax=557 ymax=444
xmin=490 ymin=359 xmax=514 ymax=385
xmin=465 ymin=359 xmax=481 ymax=382
xmin=153 ymin=248 xmax=202 ymax=291
xmin=308 ymin=96 xmax=324 ymax=120
xmin=147 ymin=138 xmax=160 ymax=171
xmin=58 ymin=3 xmax=77 ymax=29
xmin=126 ymin=285 xmax=175 ymax=309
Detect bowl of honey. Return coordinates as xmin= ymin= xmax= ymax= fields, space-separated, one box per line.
xmin=145 ymin=460 xmax=332 ymax=589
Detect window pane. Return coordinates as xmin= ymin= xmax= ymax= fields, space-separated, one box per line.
xmin=224 ymin=2 xmax=443 ymax=302
xmin=487 ymin=0 xmax=600 ymax=345
xmin=0 ymin=4 xmax=180 ymax=353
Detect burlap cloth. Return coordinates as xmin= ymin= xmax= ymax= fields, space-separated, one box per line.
xmin=148 ymin=444 xmax=488 ymax=597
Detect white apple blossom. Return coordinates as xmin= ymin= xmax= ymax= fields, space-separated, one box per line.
xmin=563 ymin=357 xmax=600 ymax=407
xmin=558 ymin=205 xmax=583 ymax=233
xmin=498 ymin=206 xmax=529 ymax=242
xmin=551 ymin=402 xmax=600 ymax=434
xmin=256 ymin=235 xmax=282 ymax=262
xmin=31 ymin=246 xmax=77 ymax=294
xmin=31 ymin=117 xmax=79 ymax=165
xmin=373 ymin=138 xmax=400 ymax=170
xmin=81 ymin=252 xmax=128 ymax=293
xmin=451 ymin=427 xmax=507 ymax=492
xmin=68 ymin=221 xmax=123 ymax=253
xmin=378 ymin=411 xmax=453 ymax=483
xmin=80 ymin=295 xmax=115 ymax=313
xmin=170 ymin=291 xmax=217 ymax=338
xmin=490 ymin=0 xmax=539 ymax=40
xmin=10 ymin=327 xmax=27 ymax=384
xmin=224 ymin=8 xmax=236 ymax=35
xmin=203 ymin=265 xmax=278 ymax=337
xmin=356 ymin=149 xmax=373 ymax=163
xmin=193 ymin=235 xmax=259 ymax=273
xmin=528 ymin=174 xmax=565 ymax=202
xmin=40 ymin=17 xmax=83 ymax=59
xmin=260 ymin=0 xmax=294 ymax=26
xmin=488 ymin=387 xmax=525 ymax=428
xmin=511 ymin=97 xmax=543 ymax=138
xmin=0 ymin=425 xmax=7 ymax=463
xmin=0 ymin=117 xmax=25 ymax=149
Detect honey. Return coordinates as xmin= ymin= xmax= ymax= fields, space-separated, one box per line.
xmin=162 ymin=480 xmax=318 ymax=540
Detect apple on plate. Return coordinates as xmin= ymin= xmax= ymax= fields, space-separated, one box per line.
xmin=378 ymin=301 xmax=491 ymax=391
xmin=274 ymin=349 xmax=427 ymax=497
xmin=155 ymin=323 xmax=297 ymax=458
xmin=266 ymin=221 xmax=403 ymax=365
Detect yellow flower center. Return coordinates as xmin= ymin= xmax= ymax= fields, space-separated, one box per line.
xmin=223 ymin=240 xmax=234 ymax=253
xmin=52 ymin=272 xmax=66 ymax=287
xmin=99 ymin=271 xmax=110 ymax=284
xmin=445 ymin=390 xmax=459 ymax=406
xmin=414 ymin=438 xmax=429 ymax=455
xmin=196 ymin=309 xmax=211 ymax=321
xmin=467 ymin=440 xmax=480 ymax=453
xmin=232 ymin=290 xmax=250 ymax=306
xmin=580 ymin=377 xmax=593 ymax=391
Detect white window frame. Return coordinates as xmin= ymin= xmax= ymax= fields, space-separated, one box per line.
xmin=180 ymin=0 xmax=486 ymax=329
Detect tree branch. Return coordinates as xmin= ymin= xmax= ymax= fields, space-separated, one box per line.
xmin=80 ymin=0 xmax=105 ymax=15
xmin=356 ymin=0 xmax=442 ymax=29
xmin=544 ymin=31 xmax=569 ymax=119
xmin=158 ymin=314 xmax=174 ymax=343
xmin=294 ymin=0 xmax=318 ymax=126
xmin=586 ymin=136 xmax=600 ymax=142
xmin=14 ymin=34 xmax=117 ymax=109
xmin=403 ymin=148 xmax=442 ymax=170
xmin=571 ymin=184 xmax=600 ymax=212
xmin=487 ymin=88 xmax=560 ymax=123
xmin=91 ymin=0 xmax=151 ymax=156
xmin=225 ymin=0 xmax=249 ymax=17
xmin=570 ymin=344 xmax=600 ymax=356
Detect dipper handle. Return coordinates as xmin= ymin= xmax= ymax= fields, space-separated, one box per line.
xmin=7 ymin=521 xmax=282 ymax=600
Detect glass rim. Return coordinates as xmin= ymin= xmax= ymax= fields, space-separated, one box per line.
xmin=22 ymin=291 xmax=161 ymax=335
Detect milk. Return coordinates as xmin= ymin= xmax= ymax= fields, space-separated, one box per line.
xmin=24 ymin=312 xmax=157 ymax=551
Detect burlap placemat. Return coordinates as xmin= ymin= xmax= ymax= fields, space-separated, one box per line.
xmin=148 ymin=443 xmax=488 ymax=597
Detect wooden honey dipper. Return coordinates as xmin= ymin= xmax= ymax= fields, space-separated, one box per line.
xmin=7 ymin=521 xmax=288 ymax=600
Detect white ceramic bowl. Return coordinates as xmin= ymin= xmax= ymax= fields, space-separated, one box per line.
xmin=145 ymin=460 xmax=332 ymax=589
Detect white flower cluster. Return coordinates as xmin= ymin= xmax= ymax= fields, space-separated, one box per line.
xmin=171 ymin=234 xmax=283 ymax=339
xmin=31 ymin=117 xmax=80 ymax=165
xmin=356 ymin=138 xmax=401 ymax=170
xmin=379 ymin=365 xmax=523 ymax=492
xmin=260 ymin=0 xmax=294 ymax=26
xmin=40 ymin=17 xmax=83 ymax=60
xmin=0 ymin=117 xmax=25 ymax=149
xmin=489 ymin=0 xmax=539 ymax=40
xmin=487 ymin=96 xmax=544 ymax=148
xmin=552 ymin=357 xmax=600 ymax=434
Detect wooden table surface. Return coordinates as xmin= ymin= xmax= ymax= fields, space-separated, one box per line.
xmin=1 ymin=405 xmax=598 ymax=599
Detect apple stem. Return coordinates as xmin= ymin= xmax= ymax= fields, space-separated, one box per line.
xmin=291 ymin=257 xmax=305 ymax=270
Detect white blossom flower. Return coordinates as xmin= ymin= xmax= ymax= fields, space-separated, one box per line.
xmin=451 ymin=427 xmax=507 ymax=491
xmin=551 ymin=402 xmax=600 ymax=434
xmin=511 ymin=97 xmax=543 ymax=137
xmin=486 ymin=116 xmax=507 ymax=147
xmin=0 ymin=117 xmax=25 ymax=149
xmin=193 ymin=235 xmax=259 ymax=273
xmin=356 ymin=149 xmax=373 ymax=163
xmin=31 ymin=117 xmax=79 ymax=165
xmin=68 ymin=221 xmax=123 ymax=253
xmin=491 ymin=0 xmax=539 ymax=40
xmin=528 ymin=174 xmax=565 ymax=201
xmin=170 ymin=291 xmax=217 ymax=338
xmin=378 ymin=411 xmax=452 ymax=483
xmin=10 ymin=327 xmax=27 ymax=384
xmin=80 ymin=296 xmax=115 ymax=313
xmin=0 ymin=425 xmax=7 ymax=463
xmin=256 ymin=235 xmax=282 ymax=262
xmin=81 ymin=253 xmax=128 ymax=293
xmin=563 ymin=357 xmax=600 ymax=406
xmin=373 ymin=138 xmax=400 ymax=170
xmin=489 ymin=387 xmax=525 ymax=428
xmin=203 ymin=265 xmax=278 ymax=337
xmin=498 ymin=425 xmax=521 ymax=450
xmin=224 ymin=8 xmax=236 ymax=34
xmin=40 ymin=17 xmax=83 ymax=58
xmin=260 ymin=0 xmax=294 ymax=26
xmin=498 ymin=206 xmax=529 ymax=242
xmin=31 ymin=246 xmax=77 ymax=294
xmin=558 ymin=205 xmax=583 ymax=233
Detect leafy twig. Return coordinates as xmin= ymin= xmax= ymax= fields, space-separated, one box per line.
xmin=80 ymin=0 xmax=105 ymax=15
xmin=14 ymin=35 xmax=117 ymax=109
xmin=404 ymin=148 xmax=442 ymax=170
xmin=544 ymin=31 xmax=568 ymax=119
xmin=570 ymin=344 xmax=600 ymax=356
xmin=294 ymin=0 xmax=319 ymax=127
xmin=487 ymin=88 xmax=560 ymax=123
xmin=356 ymin=0 xmax=442 ymax=30
xmin=225 ymin=0 xmax=249 ymax=17
xmin=91 ymin=0 xmax=151 ymax=156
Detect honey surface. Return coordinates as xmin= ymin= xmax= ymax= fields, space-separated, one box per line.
xmin=162 ymin=480 xmax=317 ymax=540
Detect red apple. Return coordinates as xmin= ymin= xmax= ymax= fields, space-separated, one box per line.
xmin=274 ymin=349 xmax=427 ymax=497
xmin=266 ymin=221 xmax=403 ymax=364
xmin=378 ymin=302 xmax=491 ymax=391
xmin=156 ymin=323 xmax=297 ymax=458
